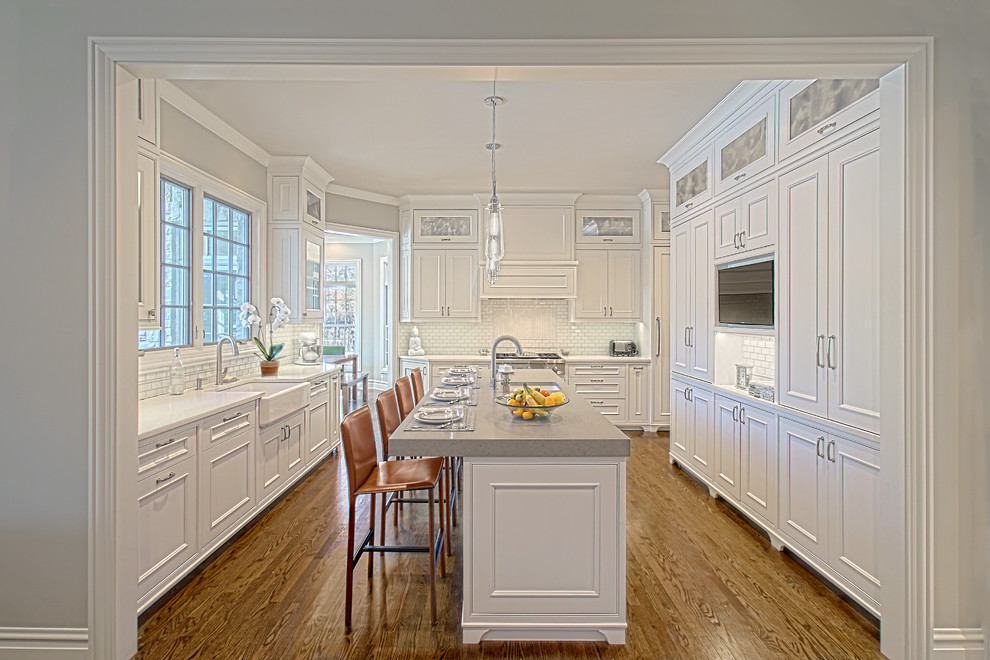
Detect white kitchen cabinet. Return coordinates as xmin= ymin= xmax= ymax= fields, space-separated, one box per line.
xmin=268 ymin=157 xmax=332 ymax=229
xmin=670 ymin=144 xmax=714 ymax=220
xmin=651 ymin=246 xmax=671 ymax=427
xmin=329 ymin=371 xmax=341 ymax=451
xmin=257 ymin=411 xmax=306 ymax=506
xmin=626 ymin=364 xmax=649 ymax=426
xmin=574 ymin=249 xmax=641 ymax=320
xmin=737 ymin=403 xmax=777 ymax=527
xmin=670 ymin=210 xmax=714 ymax=382
xmin=400 ymin=357 xmax=429 ymax=387
xmin=137 ymin=455 xmax=197 ymax=607
xmin=778 ymin=130 xmax=880 ymax=433
xmin=136 ymin=78 xmax=158 ymax=146
xmin=137 ymin=149 xmax=160 ymax=327
xmin=713 ymin=179 xmax=776 ymax=263
xmin=270 ymin=175 xmax=300 ymax=221
xmin=778 ymin=416 xmax=880 ymax=607
xmin=269 ymin=223 xmax=324 ymax=323
xmin=499 ymin=206 xmax=574 ymax=262
xmin=199 ymin=424 xmax=256 ymax=548
xmin=305 ymin=376 xmax=333 ymax=464
xmin=777 ymin=79 xmax=879 ymax=162
xmin=412 ymin=209 xmax=480 ymax=245
xmin=713 ymin=394 xmax=742 ymax=500
xmin=669 ymin=377 xmax=714 ymax=479
xmin=651 ymin=202 xmax=671 ymax=244
xmin=713 ymin=96 xmax=776 ymax=196
xmin=410 ymin=248 xmax=479 ymax=320
xmin=575 ymin=209 xmax=641 ymax=245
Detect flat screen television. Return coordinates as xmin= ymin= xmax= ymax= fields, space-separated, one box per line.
xmin=717 ymin=259 xmax=774 ymax=327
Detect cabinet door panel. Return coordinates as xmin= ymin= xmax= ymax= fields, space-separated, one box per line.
xmin=138 ymin=456 xmax=197 ymax=602
xmin=671 ymin=146 xmax=713 ymax=219
xmin=651 ymin=247 xmax=671 ymax=425
xmin=445 ymin=250 xmax=480 ymax=318
xmin=827 ymin=131 xmax=881 ymax=433
xmin=627 ymin=365 xmax=648 ymax=423
xmin=828 ymin=435 xmax=881 ymax=604
xmin=670 ymin=380 xmax=691 ymax=458
xmin=269 ymin=227 xmax=302 ymax=323
xmin=689 ymin=387 xmax=715 ymax=478
xmin=737 ymin=179 xmax=776 ymax=255
xmin=500 ymin=207 xmax=572 ymax=261
xmin=270 ymin=176 xmax=299 ymax=221
xmin=607 ymin=250 xmax=641 ymax=319
xmin=307 ymin=398 xmax=330 ymax=463
xmin=670 ymin=224 xmax=691 ymax=376
xmin=713 ymin=199 xmax=739 ymax=260
xmin=778 ymin=79 xmax=880 ymax=161
xmin=257 ymin=424 xmax=283 ymax=504
xmin=284 ymin=415 xmax=306 ymax=479
xmin=713 ymin=395 xmax=741 ymax=499
xmin=778 ymin=157 xmax=828 ymax=416
xmin=739 ymin=404 xmax=777 ymax=526
xmin=714 ymin=96 xmax=775 ymax=196
xmin=689 ymin=212 xmax=714 ymax=382
xmin=302 ymin=230 xmax=323 ymax=320
xmin=574 ymin=249 xmax=609 ymax=319
xmin=137 ymin=151 xmax=160 ymax=325
xmin=412 ymin=250 xmax=444 ymax=318
xmin=200 ymin=433 xmax=255 ymax=546
xmin=778 ymin=417 xmax=828 ymax=559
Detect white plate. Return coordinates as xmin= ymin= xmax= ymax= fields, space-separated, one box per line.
xmin=447 ymin=367 xmax=472 ymax=375
xmin=414 ymin=408 xmax=463 ymax=425
xmin=442 ymin=376 xmax=470 ymax=385
xmin=431 ymin=389 xmax=462 ymax=401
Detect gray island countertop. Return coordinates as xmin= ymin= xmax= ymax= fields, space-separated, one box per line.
xmin=388 ymin=368 xmax=630 ymax=458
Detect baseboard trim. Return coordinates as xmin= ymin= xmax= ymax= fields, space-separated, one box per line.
xmin=0 ymin=627 xmax=88 ymax=658
xmin=932 ymin=628 xmax=986 ymax=659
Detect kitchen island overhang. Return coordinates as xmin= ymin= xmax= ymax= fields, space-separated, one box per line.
xmin=388 ymin=369 xmax=629 ymax=644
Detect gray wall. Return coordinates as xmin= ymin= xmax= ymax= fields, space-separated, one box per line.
xmin=159 ymin=101 xmax=268 ymax=200
xmin=0 ymin=0 xmax=986 ymax=652
xmin=326 ymin=192 xmax=399 ymax=233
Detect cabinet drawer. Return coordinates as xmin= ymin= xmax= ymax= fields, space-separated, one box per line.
xmin=202 ymin=402 xmax=256 ymax=447
xmin=570 ymin=377 xmax=626 ymax=398
xmin=139 ymin=423 xmax=197 ymax=479
xmin=566 ymin=364 xmax=624 ymax=378
xmin=778 ymin=79 xmax=880 ymax=161
xmin=583 ymin=397 xmax=626 ymax=420
xmin=309 ymin=376 xmax=330 ymax=401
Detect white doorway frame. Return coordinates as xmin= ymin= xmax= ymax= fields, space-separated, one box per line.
xmin=88 ymin=37 xmax=933 ymax=660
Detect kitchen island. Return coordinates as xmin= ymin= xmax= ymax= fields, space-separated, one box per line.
xmin=388 ymin=369 xmax=629 ymax=644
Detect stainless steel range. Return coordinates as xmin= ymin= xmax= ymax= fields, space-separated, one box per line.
xmin=495 ymin=351 xmax=566 ymax=377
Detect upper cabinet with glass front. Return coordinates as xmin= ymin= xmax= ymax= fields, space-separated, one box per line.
xmin=575 ymin=210 xmax=642 ymax=245
xmin=268 ymin=156 xmax=333 ymax=229
xmin=778 ymin=79 xmax=880 ymax=161
xmin=713 ymin=96 xmax=776 ymax=196
xmin=412 ymin=209 xmax=480 ymax=244
xmin=670 ymin=144 xmax=714 ymax=221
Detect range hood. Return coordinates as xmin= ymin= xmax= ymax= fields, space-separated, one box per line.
xmin=477 ymin=193 xmax=579 ymax=299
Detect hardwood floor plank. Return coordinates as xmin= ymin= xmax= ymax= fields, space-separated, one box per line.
xmin=137 ymin=431 xmax=881 ymax=659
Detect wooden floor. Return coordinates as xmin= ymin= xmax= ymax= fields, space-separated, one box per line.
xmin=137 ymin=430 xmax=882 ymax=659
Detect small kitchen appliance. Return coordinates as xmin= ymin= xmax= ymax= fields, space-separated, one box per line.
xmin=609 ymin=340 xmax=638 ymax=357
xmin=296 ymin=331 xmax=322 ymax=365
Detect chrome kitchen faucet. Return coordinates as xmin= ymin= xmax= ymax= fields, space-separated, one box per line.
xmin=489 ymin=335 xmax=523 ymax=389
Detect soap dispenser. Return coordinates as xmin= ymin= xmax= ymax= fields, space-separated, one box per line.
xmin=169 ymin=348 xmax=186 ymax=395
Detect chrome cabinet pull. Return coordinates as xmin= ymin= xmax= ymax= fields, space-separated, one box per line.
xmin=155 ymin=437 xmax=176 ymax=448
xmin=604 ymin=306 xmax=607 ymax=317
xmin=734 ymin=172 xmax=747 ymax=181
xmin=656 ymin=317 xmax=662 ymax=357
xmin=610 ymin=306 xmax=614 ymax=317
xmin=156 ymin=471 xmax=176 ymax=484
xmin=732 ymin=405 xmax=738 ymax=422
xmin=590 ymin=379 xmax=604 ymax=383
xmin=685 ymin=202 xmax=694 ymax=210
xmin=816 ymin=436 xmax=826 ymax=458
xmin=689 ymin=327 xmax=694 ymax=347
xmin=684 ymin=327 xmax=690 ymax=346
xmin=827 ymin=439 xmax=836 ymax=462
xmin=739 ymin=231 xmax=746 ymax=248
xmin=739 ymin=406 xmax=746 ymax=424
xmin=816 ymin=334 xmax=825 ymax=368
xmin=827 ymin=335 xmax=837 ymax=369
xmin=733 ymin=232 xmax=740 ymax=249
xmin=817 ymin=121 xmax=838 ymax=135
xmin=687 ymin=387 xmax=693 ymax=402
xmin=447 ymin=306 xmax=450 ymax=316
xmin=223 ymin=411 xmax=243 ymax=422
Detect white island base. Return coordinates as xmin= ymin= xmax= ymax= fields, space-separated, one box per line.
xmin=460 ymin=456 xmax=627 ymax=644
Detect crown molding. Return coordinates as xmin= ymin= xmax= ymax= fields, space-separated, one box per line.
xmin=157 ymin=79 xmax=272 ymax=167
xmin=575 ymin=194 xmax=642 ymax=209
xmin=398 ymin=194 xmax=481 ymax=211
xmin=638 ymin=189 xmax=670 ymax=205
xmin=327 ymin=184 xmax=399 ymax=207
xmin=473 ymin=192 xmax=582 ymax=207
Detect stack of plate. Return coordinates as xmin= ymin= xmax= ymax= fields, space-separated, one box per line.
xmin=431 ymin=388 xmax=462 ymax=402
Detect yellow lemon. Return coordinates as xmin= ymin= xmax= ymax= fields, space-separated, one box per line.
xmin=513 ymin=408 xmax=523 ymax=417
xmin=522 ymin=410 xmax=534 ymax=420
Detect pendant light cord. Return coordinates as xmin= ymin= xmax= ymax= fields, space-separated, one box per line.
xmin=490 ymin=80 xmax=498 ymax=202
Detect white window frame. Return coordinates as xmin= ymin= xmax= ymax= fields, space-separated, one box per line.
xmin=138 ymin=152 xmax=266 ymax=369
xmin=323 ymin=259 xmax=361 ymax=358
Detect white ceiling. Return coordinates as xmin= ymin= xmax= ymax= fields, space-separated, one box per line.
xmin=173 ymin=68 xmax=739 ymax=198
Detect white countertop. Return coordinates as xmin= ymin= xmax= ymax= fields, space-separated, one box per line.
xmin=138 ymin=390 xmax=261 ymax=440
xmin=389 ymin=369 xmax=630 ymax=458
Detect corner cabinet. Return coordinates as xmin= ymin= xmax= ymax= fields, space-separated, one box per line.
xmin=573 ymin=249 xmax=641 ymax=320
xmin=409 ymin=248 xmax=479 ymax=320
xmin=269 ymin=224 xmax=324 ymax=323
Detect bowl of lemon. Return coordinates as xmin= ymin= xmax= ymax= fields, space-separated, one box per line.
xmin=494 ymin=383 xmax=569 ymax=420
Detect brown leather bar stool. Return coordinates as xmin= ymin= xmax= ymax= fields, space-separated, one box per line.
xmin=340 ymin=406 xmax=446 ymax=626
xmin=410 ymin=368 xmax=425 ymax=403
xmin=395 ymin=376 xmax=415 ymax=419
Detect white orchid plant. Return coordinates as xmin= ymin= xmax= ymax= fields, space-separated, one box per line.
xmin=239 ymin=297 xmax=292 ymax=362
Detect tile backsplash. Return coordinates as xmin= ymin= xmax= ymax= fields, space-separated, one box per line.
xmin=741 ymin=335 xmax=775 ymax=381
xmin=399 ymin=299 xmax=636 ymax=356
xmin=138 ymin=323 xmax=321 ymax=400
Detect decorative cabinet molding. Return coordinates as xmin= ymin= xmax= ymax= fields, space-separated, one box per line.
xmin=136 ymin=78 xmax=158 ymax=146
xmin=778 ymin=79 xmax=880 ymax=161
xmin=412 ymin=209 xmax=480 ymax=245
xmin=713 ymin=96 xmax=776 ymax=197
xmin=575 ymin=209 xmax=641 ymax=245
xmin=137 ymin=149 xmax=161 ymax=327
xmin=713 ymin=179 xmax=776 ymax=263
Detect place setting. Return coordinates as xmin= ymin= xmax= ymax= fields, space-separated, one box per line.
xmin=405 ymin=401 xmax=475 ymax=432
xmin=442 ymin=365 xmax=480 ymax=389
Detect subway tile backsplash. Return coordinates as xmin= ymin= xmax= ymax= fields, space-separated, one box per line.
xmin=138 ymin=322 xmax=321 ymax=400
xmin=741 ymin=335 xmax=776 ymax=381
xmin=399 ymin=299 xmax=636 ymax=357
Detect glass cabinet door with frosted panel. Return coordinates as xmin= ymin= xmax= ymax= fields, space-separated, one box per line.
xmin=304 ymin=236 xmax=323 ymax=319
xmin=412 ymin=209 xmax=479 ymax=244
xmin=576 ymin=210 xmax=642 ymax=245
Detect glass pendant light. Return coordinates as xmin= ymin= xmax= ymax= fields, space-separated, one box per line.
xmin=484 ymin=82 xmax=505 ymax=285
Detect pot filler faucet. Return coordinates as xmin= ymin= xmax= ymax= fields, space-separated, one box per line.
xmin=490 ymin=334 xmax=523 ymax=389
xmin=216 ymin=334 xmax=240 ymax=386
